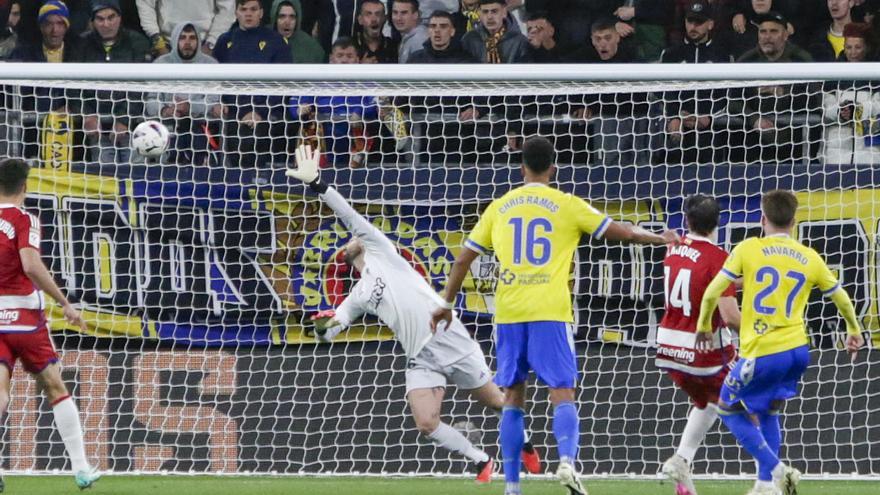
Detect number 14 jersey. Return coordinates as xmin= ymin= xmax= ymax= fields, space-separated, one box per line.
xmin=657 ymin=234 xmax=736 ymax=376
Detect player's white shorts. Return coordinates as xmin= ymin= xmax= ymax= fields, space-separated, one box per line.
xmin=405 ymin=340 xmax=492 ymax=394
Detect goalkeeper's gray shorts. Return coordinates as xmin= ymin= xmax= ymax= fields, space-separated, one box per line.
xmin=405 ymin=344 xmax=492 ymax=394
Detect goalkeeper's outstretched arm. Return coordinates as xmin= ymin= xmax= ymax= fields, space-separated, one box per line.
xmin=286 ymin=144 xmax=397 ymax=257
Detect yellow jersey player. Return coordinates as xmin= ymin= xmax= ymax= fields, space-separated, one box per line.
xmin=697 ymin=190 xmax=864 ymax=495
xmin=432 ymin=137 xmax=679 ymax=495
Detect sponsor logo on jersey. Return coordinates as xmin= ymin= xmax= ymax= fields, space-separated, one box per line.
xmin=0 ymin=309 xmax=21 ymax=324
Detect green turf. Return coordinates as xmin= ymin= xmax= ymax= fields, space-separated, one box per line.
xmin=3 ymin=476 xmax=878 ymax=495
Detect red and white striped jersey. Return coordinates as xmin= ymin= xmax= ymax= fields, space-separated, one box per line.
xmin=656 ymin=233 xmax=736 ymax=376
xmin=0 ymin=204 xmax=45 ymax=333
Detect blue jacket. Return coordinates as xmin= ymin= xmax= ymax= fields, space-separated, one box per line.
xmin=213 ymin=25 xmax=293 ymax=64
xmin=289 ymin=95 xmax=379 ymax=166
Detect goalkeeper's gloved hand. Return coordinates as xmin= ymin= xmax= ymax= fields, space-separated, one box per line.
xmin=310 ymin=309 xmax=339 ymax=343
xmin=287 ymin=144 xmax=328 ymax=195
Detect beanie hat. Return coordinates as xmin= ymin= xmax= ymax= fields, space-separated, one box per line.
xmin=39 ymin=0 xmax=70 ymax=26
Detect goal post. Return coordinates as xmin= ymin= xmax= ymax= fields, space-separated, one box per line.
xmin=0 ymin=63 xmax=876 ymax=479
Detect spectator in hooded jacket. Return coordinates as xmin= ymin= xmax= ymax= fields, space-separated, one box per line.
xmin=461 ymin=0 xmax=531 ymax=62
xmin=269 ymin=0 xmax=325 ymax=62
xmin=147 ymin=22 xmax=221 ymax=166
xmin=393 ymin=0 xmax=429 ymax=63
xmin=136 ymin=0 xmax=234 ymax=57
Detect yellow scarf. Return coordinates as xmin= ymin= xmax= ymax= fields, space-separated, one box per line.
xmin=463 ymin=9 xmax=479 ymax=32
xmin=485 ymin=27 xmax=506 ymax=64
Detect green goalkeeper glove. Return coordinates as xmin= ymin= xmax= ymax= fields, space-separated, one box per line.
xmin=310 ymin=309 xmax=340 ymax=343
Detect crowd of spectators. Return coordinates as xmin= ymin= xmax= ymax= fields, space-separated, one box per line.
xmin=1 ymin=0 xmax=880 ymax=169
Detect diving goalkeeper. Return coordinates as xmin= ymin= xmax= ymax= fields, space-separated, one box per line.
xmin=286 ymin=145 xmax=540 ymax=482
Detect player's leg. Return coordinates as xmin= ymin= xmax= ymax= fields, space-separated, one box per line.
xmin=528 ymin=322 xmax=586 ymax=495
xmin=461 ymin=362 xmax=541 ymax=474
xmin=493 ymin=323 xmax=530 ymax=495
xmin=717 ymin=354 xmax=797 ymax=494
xmin=407 ymin=386 xmax=494 ymax=473
xmin=0 ymin=360 xmax=11 ymax=494
xmin=662 ymin=371 xmax=723 ymax=495
xmin=22 ymin=327 xmax=99 ymax=489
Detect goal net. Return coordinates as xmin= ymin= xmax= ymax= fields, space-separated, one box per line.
xmin=0 ymin=64 xmax=876 ymax=479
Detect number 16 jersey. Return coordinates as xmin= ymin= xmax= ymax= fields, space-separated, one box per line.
xmin=465 ymin=183 xmax=611 ymax=324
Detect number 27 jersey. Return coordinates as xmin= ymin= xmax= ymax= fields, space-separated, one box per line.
xmin=465 ymin=183 xmax=611 ymax=324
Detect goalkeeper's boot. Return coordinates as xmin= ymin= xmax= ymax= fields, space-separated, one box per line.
xmin=661 ymin=454 xmax=698 ymax=495
xmin=746 ymin=481 xmax=782 ymax=495
xmin=75 ymin=466 xmax=101 ymax=490
xmin=475 ymin=458 xmax=494 ymax=484
xmin=556 ymin=461 xmax=588 ymax=495
xmin=521 ymin=442 xmax=541 ymax=474
xmin=772 ymin=463 xmax=800 ymax=495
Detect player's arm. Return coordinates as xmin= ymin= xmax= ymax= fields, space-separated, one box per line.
xmin=695 ymin=273 xmax=735 ymax=352
xmin=286 ymin=144 xmax=397 ymax=255
xmin=19 ymin=249 xmax=86 ymax=331
xmin=602 ymin=221 xmax=680 ymax=245
xmin=431 ymin=246 xmax=480 ymax=331
xmin=310 ymin=287 xmax=366 ymax=343
xmin=717 ymin=296 xmax=741 ymax=331
xmin=814 ymin=256 xmax=864 ymax=359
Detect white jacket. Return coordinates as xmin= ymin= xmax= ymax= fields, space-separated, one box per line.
xmin=823 ymin=87 xmax=880 ymax=165
xmin=136 ymin=0 xmax=235 ymax=46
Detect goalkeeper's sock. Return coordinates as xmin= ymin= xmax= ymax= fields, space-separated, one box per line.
xmin=677 ymin=405 xmax=719 ymax=464
xmin=500 ymin=406 xmax=525 ymax=483
xmin=427 ymin=423 xmax=488 ymax=463
xmin=720 ymin=410 xmax=778 ymax=481
xmin=552 ymin=401 xmax=579 ymax=464
xmin=52 ymin=396 xmax=89 ymax=472
xmin=758 ymin=411 xmax=782 ymax=456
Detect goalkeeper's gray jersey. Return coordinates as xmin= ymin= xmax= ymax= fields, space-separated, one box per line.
xmin=324 ymin=187 xmax=476 ymax=363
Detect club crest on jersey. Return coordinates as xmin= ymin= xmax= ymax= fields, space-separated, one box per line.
xmin=753 ymin=319 xmax=769 ymax=335
xmin=0 ymin=309 xmax=20 ymax=324
xmin=293 ymin=215 xmax=454 ymax=311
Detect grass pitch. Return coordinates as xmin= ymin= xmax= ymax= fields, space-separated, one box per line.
xmin=4 ymin=476 xmax=878 ymax=495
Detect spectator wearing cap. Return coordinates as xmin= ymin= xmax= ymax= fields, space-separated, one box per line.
xmin=730 ymin=12 xmax=817 ymax=162
xmin=737 ymin=11 xmax=811 ymax=61
xmin=661 ymin=0 xmax=734 ymax=63
xmin=526 ymin=11 xmax=562 ymax=63
xmin=269 ymin=0 xmax=325 ymax=63
xmin=10 ymin=0 xmax=80 ymax=62
xmin=612 ymin=0 xmax=675 ymax=62
xmin=77 ymin=0 xmax=151 ymax=62
xmin=461 ymin=0 xmax=531 ymax=62
xmin=808 ymin=0 xmax=856 ymax=61
xmin=136 ymin=0 xmax=234 ymax=59
xmin=822 ymin=22 xmax=880 ymax=165
xmin=393 ymin=0 xmax=429 ymax=63
xmin=727 ymin=0 xmax=796 ymax=58
xmin=658 ymin=0 xmax=734 ymax=164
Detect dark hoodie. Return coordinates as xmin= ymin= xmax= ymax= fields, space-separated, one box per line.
xmin=0 ymin=0 xmax=15 ymax=60
xmin=213 ymin=18 xmax=293 ymax=64
xmin=406 ymin=39 xmax=475 ymax=63
xmin=270 ymin=0 xmax=325 ymax=63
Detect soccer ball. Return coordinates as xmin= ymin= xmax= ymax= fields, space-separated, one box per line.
xmin=131 ymin=120 xmax=170 ymax=158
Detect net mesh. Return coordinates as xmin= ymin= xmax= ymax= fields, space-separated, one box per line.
xmin=0 ymin=77 xmax=877 ymax=478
